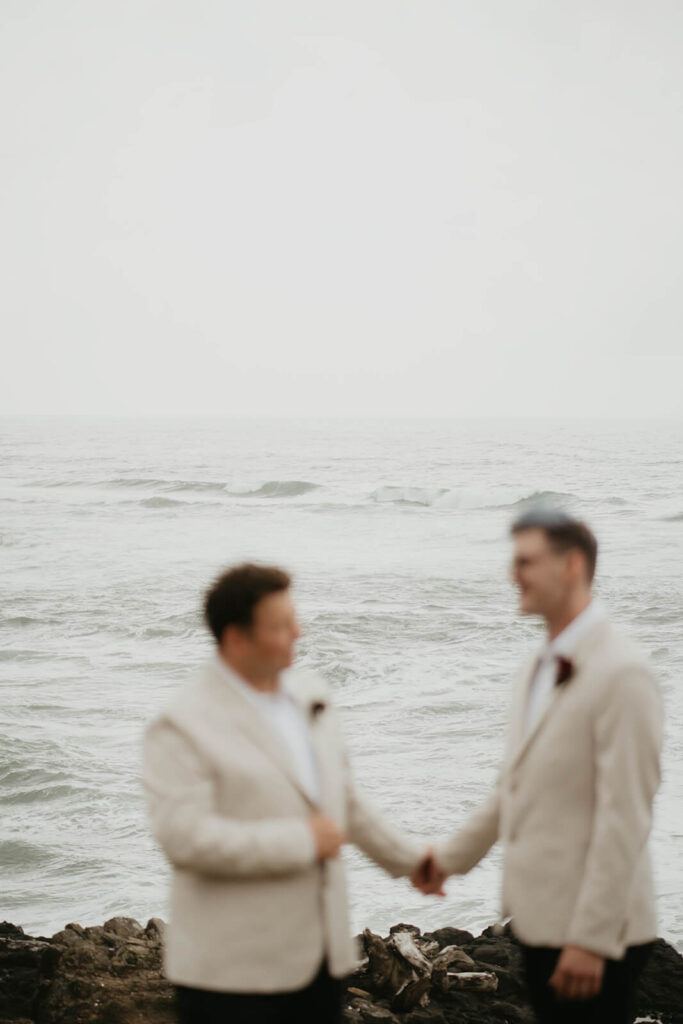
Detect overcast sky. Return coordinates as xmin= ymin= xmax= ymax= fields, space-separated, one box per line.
xmin=2 ymin=1 xmax=682 ymax=417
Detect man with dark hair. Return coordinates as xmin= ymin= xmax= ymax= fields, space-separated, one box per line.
xmin=414 ymin=509 xmax=663 ymax=1024
xmin=144 ymin=563 xmax=424 ymax=1024
xmin=202 ymin=563 xmax=292 ymax=640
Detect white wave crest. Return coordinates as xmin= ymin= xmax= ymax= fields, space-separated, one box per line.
xmin=371 ymin=486 xmax=449 ymax=506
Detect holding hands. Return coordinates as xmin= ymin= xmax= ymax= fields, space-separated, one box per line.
xmin=310 ymin=818 xmax=449 ymax=898
xmin=411 ymin=848 xmax=448 ymax=896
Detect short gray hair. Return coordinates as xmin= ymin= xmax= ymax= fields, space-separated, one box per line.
xmin=510 ymin=507 xmax=598 ymax=582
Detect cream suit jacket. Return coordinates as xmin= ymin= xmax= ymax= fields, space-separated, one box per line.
xmin=437 ymin=619 xmax=663 ymax=960
xmin=143 ymin=659 xmax=422 ymax=992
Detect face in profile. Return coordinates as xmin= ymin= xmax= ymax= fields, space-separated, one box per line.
xmin=241 ymin=589 xmax=301 ymax=673
xmin=511 ymin=527 xmax=573 ymax=617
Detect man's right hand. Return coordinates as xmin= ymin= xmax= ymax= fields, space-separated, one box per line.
xmin=411 ymin=848 xmax=448 ymax=895
xmin=309 ymin=814 xmax=346 ymax=861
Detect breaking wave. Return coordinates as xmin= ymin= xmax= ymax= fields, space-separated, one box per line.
xmin=228 ymin=481 xmax=320 ymax=498
xmin=511 ymin=490 xmax=575 ymax=507
xmin=368 ymin=486 xmax=575 ymax=510
xmin=371 ymin=486 xmax=449 ymax=506
xmin=139 ymin=497 xmax=187 ymax=509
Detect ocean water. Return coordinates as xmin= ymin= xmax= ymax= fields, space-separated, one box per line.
xmin=1 ymin=416 xmax=681 ymax=951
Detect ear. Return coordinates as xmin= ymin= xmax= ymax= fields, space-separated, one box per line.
xmin=566 ymin=547 xmax=587 ymax=585
xmin=221 ymin=624 xmax=246 ymax=656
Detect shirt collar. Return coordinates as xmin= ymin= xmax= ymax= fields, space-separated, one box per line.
xmin=545 ymin=600 xmax=606 ymax=660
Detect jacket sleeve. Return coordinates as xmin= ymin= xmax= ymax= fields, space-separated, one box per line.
xmin=343 ymin=756 xmax=424 ymax=878
xmin=143 ymin=717 xmax=316 ymax=877
xmin=435 ymin=778 xmax=501 ymax=875
xmin=565 ymin=664 xmax=663 ymax=959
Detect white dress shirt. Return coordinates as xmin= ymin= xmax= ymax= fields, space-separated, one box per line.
xmin=215 ymin=654 xmax=322 ymax=806
xmin=524 ymin=601 xmax=607 ymax=735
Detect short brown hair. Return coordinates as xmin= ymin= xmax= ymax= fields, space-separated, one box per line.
xmin=203 ymin=563 xmax=291 ymax=643
xmin=510 ymin=508 xmax=598 ymax=582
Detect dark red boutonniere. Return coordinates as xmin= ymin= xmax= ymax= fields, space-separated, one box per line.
xmin=555 ymin=656 xmax=574 ymax=687
xmin=310 ymin=700 xmax=327 ymax=720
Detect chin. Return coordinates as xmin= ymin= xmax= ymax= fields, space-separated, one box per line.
xmin=519 ymin=595 xmax=539 ymax=616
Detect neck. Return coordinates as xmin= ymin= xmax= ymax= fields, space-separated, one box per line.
xmin=545 ymin=593 xmax=592 ymax=641
xmin=219 ymin=651 xmax=280 ymax=693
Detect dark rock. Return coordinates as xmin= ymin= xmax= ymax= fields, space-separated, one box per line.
xmin=403 ymin=1009 xmax=446 ymax=1024
xmin=422 ymin=927 xmax=474 ymax=949
xmin=0 ymin=918 xmax=681 ymax=1024
xmin=390 ymin=976 xmax=431 ymax=1013
xmin=351 ymin=1001 xmax=399 ymax=1023
xmin=342 ymin=1009 xmax=364 ymax=1024
xmin=49 ymin=930 xmax=84 ymax=948
xmin=144 ymin=919 xmax=165 ymax=944
xmin=464 ymin=935 xmax=518 ymax=968
xmin=102 ymin=917 xmax=145 ymax=940
xmin=0 ymin=933 xmax=60 ymax=1022
xmin=4 ymin=918 xmax=176 ymax=1024
xmin=634 ymin=938 xmax=683 ymax=1023
xmin=403 ymin=1007 xmax=446 ymax=1024
xmin=481 ymin=922 xmax=515 ymax=940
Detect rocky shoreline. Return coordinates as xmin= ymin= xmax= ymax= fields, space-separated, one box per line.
xmin=1 ymin=917 xmax=682 ymax=1024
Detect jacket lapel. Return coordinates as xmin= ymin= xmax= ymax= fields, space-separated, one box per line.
xmin=508 ymin=618 xmax=612 ymax=771
xmin=204 ymin=662 xmax=322 ymax=809
xmin=509 ymin=662 xmax=563 ymax=770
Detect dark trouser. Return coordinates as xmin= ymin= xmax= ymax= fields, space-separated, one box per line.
xmin=521 ymin=941 xmax=653 ymax=1024
xmin=175 ymin=961 xmax=343 ymax=1024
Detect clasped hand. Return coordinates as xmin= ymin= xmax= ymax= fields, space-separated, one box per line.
xmin=310 ymin=818 xmax=448 ymax=897
xmin=410 ymin=848 xmax=448 ymax=896
xmin=409 ymin=851 xmax=606 ymax=1004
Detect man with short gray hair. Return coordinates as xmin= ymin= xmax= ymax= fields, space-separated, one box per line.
xmin=414 ymin=508 xmax=663 ymax=1023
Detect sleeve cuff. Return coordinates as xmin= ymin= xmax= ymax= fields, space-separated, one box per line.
xmin=297 ymin=818 xmax=318 ymax=867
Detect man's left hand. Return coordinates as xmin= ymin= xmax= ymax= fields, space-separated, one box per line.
xmin=410 ymin=849 xmax=447 ymax=896
xmin=549 ymin=945 xmax=605 ymax=1001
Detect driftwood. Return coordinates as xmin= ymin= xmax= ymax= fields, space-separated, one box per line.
xmin=387 ymin=930 xmax=433 ymax=976
xmin=447 ymin=971 xmax=499 ymax=992
xmin=359 ymin=926 xmax=501 ymax=1012
xmin=363 ymin=928 xmax=432 ymax=1011
xmin=430 ymin=944 xmax=477 ymax=994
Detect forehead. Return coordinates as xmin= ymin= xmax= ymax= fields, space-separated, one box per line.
xmin=253 ymin=589 xmax=295 ymax=622
xmin=513 ymin=527 xmax=552 ymax=552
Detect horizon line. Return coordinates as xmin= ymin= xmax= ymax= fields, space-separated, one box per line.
xmin=1 ymin=412 xmax=682 ymax=422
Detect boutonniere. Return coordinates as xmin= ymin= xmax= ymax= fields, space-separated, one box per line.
xmin=310 ymin=700 xmax=327 ymax=720
xmin=555 ymin=656 xmax=574 ymax=687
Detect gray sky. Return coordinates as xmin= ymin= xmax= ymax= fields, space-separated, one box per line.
xmin=2 ymin=1 xmax=682 ymax=416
